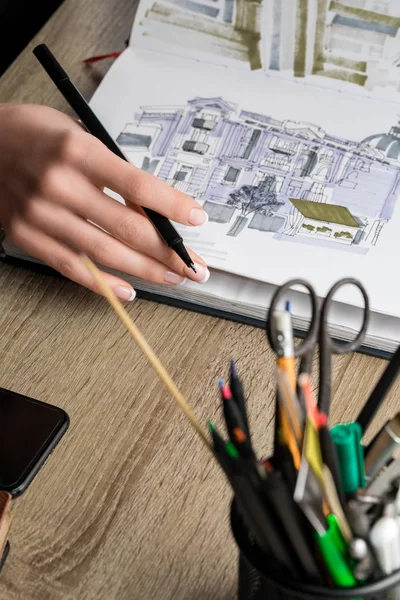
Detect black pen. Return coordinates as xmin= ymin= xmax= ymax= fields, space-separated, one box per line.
xmin=229 ymin=361 xmax=250 ymax=438
xmin=209 ymin=423 xmax=300 ymax=574
xmin=232 ymin=426 xmax=255 ymax=460
xmin=33 ymin=44 xmax=196 ymax=272
xmin=261 ymin=469 xmax=322 ymax=582
xmin=270 ymin=445 xmax=297 ymax=494
xmin=219 ymin=382 xmax=246 ymax=443
xmin=319 ymin=419 xmax=346 ymax=508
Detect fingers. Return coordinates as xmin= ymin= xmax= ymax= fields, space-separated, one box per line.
xmin=63 ymin=132 xmax=208 ymax=226
xmin=32 ymin=168 xmax=209 ymax=282
xmin=8 ymin=223 xmax=136 ymax=301
xmin=23 ymin=199 xmax=202 ymax=285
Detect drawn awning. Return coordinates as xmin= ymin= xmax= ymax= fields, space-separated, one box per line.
xmin=289 ymin=199 xmax=360 ymax=228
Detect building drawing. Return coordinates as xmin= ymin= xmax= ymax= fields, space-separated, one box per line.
xmin=135 ymin=0 xmax=263 ymax=69
xmin=135 ymin=0 xmax=400 ymax=94
xmin=116 ymin=97 xmax=400 ymax=252
xmin=263 ymin=0 xmax=400 ymax=94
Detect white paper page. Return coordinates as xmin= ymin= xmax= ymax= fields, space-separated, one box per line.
xmin=90 ymin=48 xmax=400 ymax=318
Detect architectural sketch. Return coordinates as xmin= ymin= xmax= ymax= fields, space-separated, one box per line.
xmin=135 ymin=0 xmax=400 ymax=95
xmin=263 ymin=0 xmax=400 ymax=94
xmin=134 ymin=0 xmax=263 ymax=69
xmin=116 ymin=97 xmax=400 ymax=252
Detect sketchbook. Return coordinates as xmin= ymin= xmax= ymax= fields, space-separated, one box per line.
xmin=4 ymin=0 xmax=400 ymax=356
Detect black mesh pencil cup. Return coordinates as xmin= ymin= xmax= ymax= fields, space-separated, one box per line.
xmin=230 ymin=500 xmax=400 ymax=600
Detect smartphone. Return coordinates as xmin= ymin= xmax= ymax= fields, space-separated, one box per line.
xmin=0 ymin=387 xmax=69 ymax=497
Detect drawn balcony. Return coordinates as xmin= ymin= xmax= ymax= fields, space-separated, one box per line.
xmin=183 ymin=140 xmax=210 ymax=155
xmin=192 ymin=118 xmax=216 ymax=131
xmin=269 ymin=139 xmax=299 ymax=155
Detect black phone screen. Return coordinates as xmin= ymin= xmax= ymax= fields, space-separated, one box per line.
xmin=0 ymin=388 xmax=69 ymax=494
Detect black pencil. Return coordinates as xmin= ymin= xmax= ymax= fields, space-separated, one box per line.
xmin=33 ymin=44 xmax=196 ymax=273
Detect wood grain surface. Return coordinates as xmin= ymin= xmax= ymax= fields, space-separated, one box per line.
xmin=0 ymin=2 xmax=399 ymax=598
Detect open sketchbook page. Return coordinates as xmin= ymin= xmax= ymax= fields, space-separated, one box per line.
xmin=90 ymin=48 xmax=400 ymax=317
xmin=130 ymin=0 xmax=400 ymax=102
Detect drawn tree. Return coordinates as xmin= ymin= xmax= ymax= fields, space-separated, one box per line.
xmin=227 ymin=175 xmax=283 ymax=216
xmin=226 ymin=175 xmax=284 ymax=236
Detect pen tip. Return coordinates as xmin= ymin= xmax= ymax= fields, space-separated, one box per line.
xmin=189 ymin=261 xmax=197 ymax=273
xmin=230 ymin=360 xmax=238 ymax=378
xmin=285 ymin=300 xmax=291 ymax=312
xmin=207 ymin=420 xmax=216 ymax=433
xmin=218 ymin=379 xmax=224 ymax=388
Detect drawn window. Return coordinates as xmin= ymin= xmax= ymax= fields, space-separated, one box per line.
xmin=190 ymin=129 xmax=209 ymax=143
xmin=192 ymin=118 xmax=216 ymax=131
xmin=165 ymin=0 xmax=235 ymax=23
xmin=238 ymin=129 xmax=252 ymax=156
xmin=201 ymin=112 xmax=217 ymax=121
xmin=262 ymin=154 xmax=290 ymax=172
xmin=224 ymin=167 xmax=241 ymax=184
xmin=239 ymin=129 xmax=261 ymax=159
xmin=293 ymin=150 xmax=317 ymax=178
xmin=116 ymin=132 xmax=152 ymax=150
xmin=166 ymin=0 xmax=219 ymax=18
xmin=255 ymin=174 xmax=283 ymax=193
xmin=315 ymin=166 xmax=329 ymax=181
xmin=319 ymin=149 xmax=334 ymax=162
xmin=174 ymin=170 xmax=190 ymax=181
xmin=173 ymin=165 xmax=193 ymax=181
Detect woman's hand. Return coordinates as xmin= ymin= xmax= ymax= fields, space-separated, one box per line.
xmin=0 ymin=104 xmax=209 ymax=300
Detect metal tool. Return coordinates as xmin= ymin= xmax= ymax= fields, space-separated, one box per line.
xmin=266 ymin=278 xmax=369 ymax=415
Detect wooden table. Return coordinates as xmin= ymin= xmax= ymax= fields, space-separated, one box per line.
xmin=0 ymin=2 xmax=399 ymax=598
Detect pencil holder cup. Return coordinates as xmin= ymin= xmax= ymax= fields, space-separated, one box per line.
xmin=230 ymin=500 xmax=400 ymax=600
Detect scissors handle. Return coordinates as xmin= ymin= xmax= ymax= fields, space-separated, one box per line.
xmin=319 ymin=278 xmax=370 ymax=354
xmin=266 ymin=279 xmax=319 ymax=375
xmin=318 ymin=278 xmax=370 ymax=415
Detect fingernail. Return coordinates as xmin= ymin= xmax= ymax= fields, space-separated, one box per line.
xmin=189 ymin=208 xmax=208 ymax=226
xmin=163 ymin=271 xmax=185 ymax=285
xmin=193 ymin=262 xmax=210 ymax=283
xmin=113 ymin=285 xmax=136 ymax=301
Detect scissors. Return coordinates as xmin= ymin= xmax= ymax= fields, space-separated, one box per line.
xmin=266 ymin=278 xmax=370 ymax=416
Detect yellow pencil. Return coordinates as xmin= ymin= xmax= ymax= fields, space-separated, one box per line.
xmin=81 ymin=256 xmax=211 ymax=451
